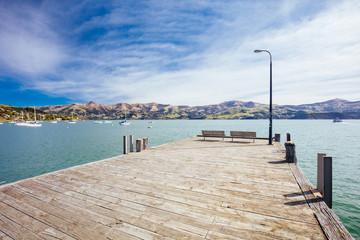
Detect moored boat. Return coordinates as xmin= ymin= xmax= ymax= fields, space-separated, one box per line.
xmin=333 ymin=117 xmax=343 ymax=123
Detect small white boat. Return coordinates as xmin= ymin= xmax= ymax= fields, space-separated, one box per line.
xmin=50 ymin=115 xmax=57 ymax=123
xmin=333 ymin=118 xmax=343 ymax=123
xmin=119 ymin=120 xmax=130 ymax=126
xmin=68 ymin=113 xmax=76 ymax=124
xmin=94 ymin=120 xmax=104 ymax=124
xmin=104 ymin=120 xmax=112 ymax=124
xmin=17 ymin=121 xmax=42 ymax=127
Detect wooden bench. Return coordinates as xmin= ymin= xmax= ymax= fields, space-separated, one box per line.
xmin=230 ymin=131 xmax=256 ymax=142
xmin=197 ymin=130 xmax=226 ymax=141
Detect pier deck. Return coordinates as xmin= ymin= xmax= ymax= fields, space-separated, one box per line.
xmin=0 ymin=137 xmax=327 ymax=239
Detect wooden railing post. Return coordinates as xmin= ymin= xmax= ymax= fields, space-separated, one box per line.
xmin=123 ymin=136 xmax=128 ymax=154
xmin=130 ymin=135 xmax=134 ymax=152
xmin=317 ymin=153 xmax=326 ymax=196
xmin=136 ymin=139 xmax=143 ymax=152
xmin=286 ymin=133 xmax=291 ymax=141
xmin=285 ymin=141 xmax=296 ymax=163
xmin=274 ymin=133 xmax=280 ymax=142
xmin=143 ymin=137 xmax=148 ymax=150
xmin=323 ymin=156 xmax=333 ymax=208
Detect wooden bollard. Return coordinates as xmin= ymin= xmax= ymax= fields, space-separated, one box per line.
xmin=323 ymin=156 xmax=333 ymax=208
xmin=286 ymin=133 xmax=291 ymax=141
xmin=274 ymin=133 xmax=280 ymax=142
xmin=143 ymin=137 xmax=148 ymax=150
xmin=284 ymin=141 xmax=297 ymax=163
xmin=317 ymin=153 xmax=326 ymax=196
xmin=136 ymin=139 xmax=143 ymax=152
xmin=130 ymin=135 xmax=134 ymax=152
xmin=123 ymin=136 xmax=128 ymax=154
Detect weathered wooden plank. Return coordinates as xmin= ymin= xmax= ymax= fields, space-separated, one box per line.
xmin=13 ymin=181 xmax=169 ymax=240
xmin=0 ymin=191 xmax=101 ymax=240
xmin=40 ymin=168 xmax=324 ymax=239
xmin=0 ymin=213 xmax=43 ymax=240
xmin=31 ymin=177 xmax=207 ymax=239
xmin=75 ymin=161 xmax=299 ymax=200
xmin=0 ymin=187 xmax=133 ymax=240
xmin=0 ymin=230 xmax=13 ymax=240
xmin=0 ymin=201 xmax=75 ymax=240
xmin=48 ymin=166 xmax=315 ymax=224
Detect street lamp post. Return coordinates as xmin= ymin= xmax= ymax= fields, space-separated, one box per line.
xmin=254 ymin=49 xmax=272 ymax=145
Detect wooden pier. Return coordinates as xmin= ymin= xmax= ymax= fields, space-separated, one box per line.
xmin=0 ymin=137 xmax=352 ymax=239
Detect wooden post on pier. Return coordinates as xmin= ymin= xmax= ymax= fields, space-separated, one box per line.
xmin=317 ymin=153 xmax=333 ymax=208
xmin=136 ymin=139 xmax=143 ymax=152
xmin=143 ymin=137 xmax=148 ymax=150
xmin=285 ymin=141 xmax=296 ymax=163
xmin=317 ymin=153 xmax=326 ymax=196
xmin=123 ymin=136 xmax=128 ymax=154
xmin=286 ymin=133 xmax=291 ymax=141
xmin=274 ymin=133 xmax=280 ymax=142
xmin=130 ymin=135 xmax=134 ymax=152
xmin=323 ymin=156 xmax=333 ymax=208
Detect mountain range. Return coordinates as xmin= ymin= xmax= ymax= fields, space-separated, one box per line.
xmin=37 ymin=98 xmax=360 ymax=120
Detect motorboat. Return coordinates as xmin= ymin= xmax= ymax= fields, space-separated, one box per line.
xmin=333 ymin=118 xmax=343 ymax=123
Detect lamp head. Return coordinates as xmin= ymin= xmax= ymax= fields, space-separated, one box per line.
xmin=254 ymin=50 xmax=263 ymax=53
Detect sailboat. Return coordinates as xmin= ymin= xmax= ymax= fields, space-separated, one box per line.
xmin=50 ymin=115 xmax=57 ymax=124
xmin=68 ymin=113 xmax=76 ymax=124
xmin=119 ymin=106 xmax=131 ymax=126
xmin=94 ymin=116 xmax=104 ymax=124
xmin=18 ymin=107 xmax=42 ymax=127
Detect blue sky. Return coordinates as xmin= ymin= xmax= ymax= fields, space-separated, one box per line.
xmin=0 ymin=0 xmax=359 ymax=107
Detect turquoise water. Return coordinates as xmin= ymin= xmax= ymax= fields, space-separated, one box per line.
xmin=0 ymin=120 xmax=359 ymax=238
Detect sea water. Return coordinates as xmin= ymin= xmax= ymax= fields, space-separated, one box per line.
xmin=0 ymin=119 xmax=359 ymax=238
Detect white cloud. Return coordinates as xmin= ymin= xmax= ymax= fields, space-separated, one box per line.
xmin=1 ymin=0 xmax=359 ymax=106
xmin=0 ymin=4 xmax=66 ymax=76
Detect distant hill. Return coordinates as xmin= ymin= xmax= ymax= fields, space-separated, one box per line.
xmin=0 ymin=104 xmax=75 ymax=122
xmin=284 ymin=98 xmax=360 ymax=113
xmin=36 ymin=98 xmax=360 ymax=120
xmin=1 ymin=99 xmax=359 ymax=121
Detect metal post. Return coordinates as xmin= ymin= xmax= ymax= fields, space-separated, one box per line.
xmin=254 ymin=49 xmax=272 ymax=145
